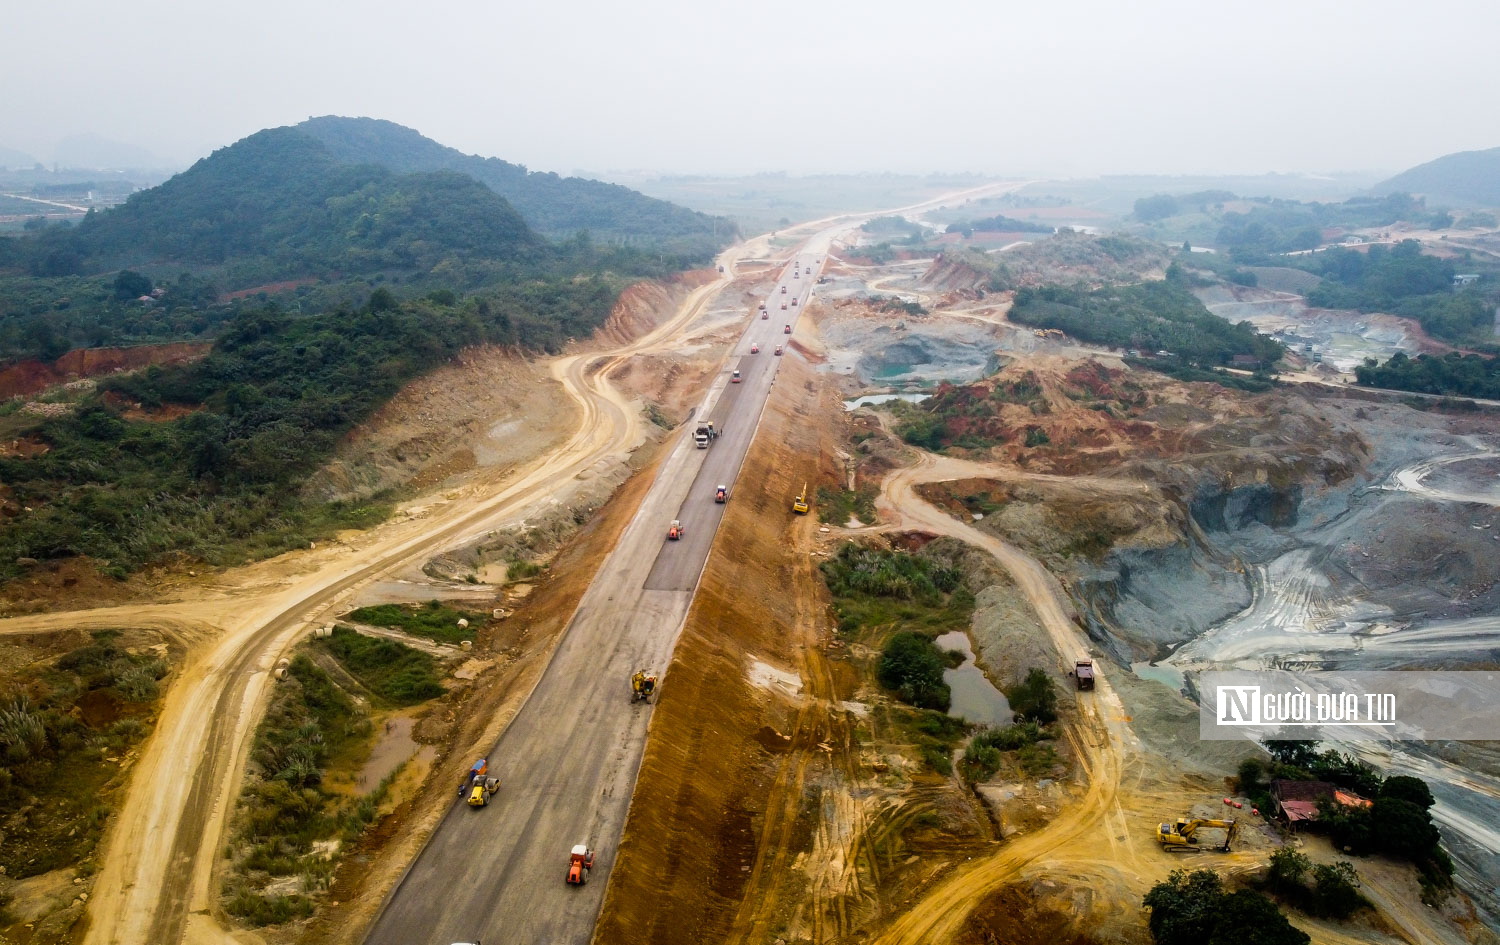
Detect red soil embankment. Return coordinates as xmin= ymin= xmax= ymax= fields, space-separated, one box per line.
xmin=0 ymin=342 xmax=211 ymax=399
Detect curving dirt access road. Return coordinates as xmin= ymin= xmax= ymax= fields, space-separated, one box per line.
xmin=2 ymin=252 xmax=745 ymax=945
xmin=865 ymin=448 xmax=1137 ymax=944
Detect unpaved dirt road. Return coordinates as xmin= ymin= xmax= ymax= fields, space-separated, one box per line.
xmin=0 ymin=256 xmax=739 ymax=945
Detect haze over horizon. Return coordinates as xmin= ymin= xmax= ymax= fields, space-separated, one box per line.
xmin=4 ymin=0 xmax=1498 ymax=178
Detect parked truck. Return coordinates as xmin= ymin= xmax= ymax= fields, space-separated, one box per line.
xmin=1074 ymin=660 xmax=1095 ymax=691
xmin=694 ymin=421 xmax=719 ymax=448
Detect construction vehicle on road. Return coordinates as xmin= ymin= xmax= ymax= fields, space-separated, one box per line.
xmin=467 ymin=776 xmax=500 ymax=807
xmin=630 ymin=671 xmax=658 ymax=703
xmin=667 ymin=519 xmax=683 ymax=540
xmin=694 ymin=421 xmax=718 ymax=449
xmin=566 ymin=845 xmax=596 ymax=884
xmin=792 ymin=483 xmax=809 ymax=515
xmin=459 ymin=759 xmax=487 ymax=796
xmin=1156 ymin=817 xmax=1240 ymax=852
xmin=1075 ymin=660 xmax=1095 ymax=690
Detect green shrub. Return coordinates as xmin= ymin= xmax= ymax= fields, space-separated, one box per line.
xmin=878 ymin=632 xmax=950 ymax=711
xmin=1006 ymin=668 xmax=1058 ymax=724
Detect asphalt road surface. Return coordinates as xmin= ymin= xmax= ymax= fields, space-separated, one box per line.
xmin=364 ymin=252 xmax=823 ymax=945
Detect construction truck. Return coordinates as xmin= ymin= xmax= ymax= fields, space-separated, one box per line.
xmin=694 ymin=421 xmax=719 ymax=449
xmin=792 ymin=482 xmax=809 ymax=515
xmin=1075 ymin=660 xmax=1095 ymax=691
xmin=631 ymin=670 xmax=658 ymax=703
xmin=467 ymin=776 xmax=501 ymax=807
xmin=1156 ymin=817 xmax=1239 ymax=852
xmin=459 ymin=758 xmax=488 ymax=796
xmin=566 ymin=844 xmax=596 ymax=885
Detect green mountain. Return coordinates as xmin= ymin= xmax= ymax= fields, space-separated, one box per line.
xmin=1374 ymin=147 xmax=1500 ymax=208
xmin=296 ymin=116 xmax=728 ymax=249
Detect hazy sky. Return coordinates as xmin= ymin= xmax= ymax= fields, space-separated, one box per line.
xmin=5 ymin=0 xmax=1498 ymax=177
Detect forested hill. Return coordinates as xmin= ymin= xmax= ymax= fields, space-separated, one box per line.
xmin=296 ymin=116 xmax=729 ymax=250
xmin=1375 ymin=147 xmax=1500 ymax=208
xmin=3 ymin=127 xmax=545 ymax=288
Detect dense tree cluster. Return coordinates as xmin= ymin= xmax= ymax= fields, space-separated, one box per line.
xmin=1355 ymin=350 xmax=1500 ymax=399
xmin=1144 ymin=869 xmax=1309 ymax=945
xmin=0 ymin=278 xmax=619 ymax=578
xmin=1010 ymin=280 xmax=1284 ymax=368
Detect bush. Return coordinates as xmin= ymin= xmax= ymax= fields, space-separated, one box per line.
xmin=1006 ymin=668 xmax=1058 ymax=724
xmin=1267 ymin=847 xmax=1309 ymax=894
xmin=1145 ymin=869 xmax=1308 ymax=945
xmin=1309 ymin=861 xmax=1367 ymax=919
xmin=959 ymin=721 xmax=1046 ymax=782
xmin=878 ymin=632 xmax=950 ymax=711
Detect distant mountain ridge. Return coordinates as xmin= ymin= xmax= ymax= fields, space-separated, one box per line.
xmin=296 ymin=116 xmax=728 ymax=248
xmin=1374 ymin=147 xmax=1500 ymax=208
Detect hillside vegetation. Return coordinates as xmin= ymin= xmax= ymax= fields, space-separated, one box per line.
xmin=1010 ymin=279 xmax=1284 ymax=368
xmin=0 ymin=279 xmax=619 ymax=580
xmin=1375 ymin=147 xmax=1500 ymax=208
xmin=296 ymin=116 xmax=731 ymax=251
xmin=0 ymin=119 xmax=723 ymax=364
xmin=1301 ymin=240 xmax=1496 ymax=344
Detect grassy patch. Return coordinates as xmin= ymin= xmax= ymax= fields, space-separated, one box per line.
xmin=893 ymin=709 xmax=968 ymax=776
xmin=226 ymin=652 xmax=414 ymax=926
xmin=0 ymin=631 xmax=166 ymax=878
xmin=959 ymin=720 xmax=1052 ymax=782
xmin=345 ymin=600 xmax=482 ymax=644
xmin=820 ymin=542 xmax=973 ymax=635
xmin=815 ymin=485 xmax=878 ymax=525
xmin=314 ymin=627 xmax=445 ymax=706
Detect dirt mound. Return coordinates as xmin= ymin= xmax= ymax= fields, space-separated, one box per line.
xmin=597 ymin=271 xmax=718 ymax=347
xmin=306 ymin=346 xmax=575 ymax=502
xmin=957 ymin=882 xmax=1103 ymax=945
xmin=923 ymin=253 xmax=991 ymax=293
xmin=0 ymin=342 xmax=209 ymax=400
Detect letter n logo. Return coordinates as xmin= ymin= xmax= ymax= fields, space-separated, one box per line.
xmin=1217 ymin=686 xmax=1260 ymax=725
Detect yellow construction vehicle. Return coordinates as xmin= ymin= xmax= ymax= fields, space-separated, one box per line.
xmin=630 ymin=670 xmax=658 ymax=703
xmin=792 ymin=482 xmax=809 ymax=515
xmin=1156 ymin=817 xmax=1240 ymax=852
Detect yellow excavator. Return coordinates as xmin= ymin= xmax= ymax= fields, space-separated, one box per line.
xmin=1156 ymin=817 xmax=1239 ymax=852
xmin=792 ymin=482 xmax=809 ymax=515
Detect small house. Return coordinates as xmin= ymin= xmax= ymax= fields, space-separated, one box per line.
xmin=1269 ymin=779 xmax=1371 ymax=829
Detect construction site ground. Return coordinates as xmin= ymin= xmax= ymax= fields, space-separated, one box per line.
xmin=5 ymin=200 xmax=1499 ymax=945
